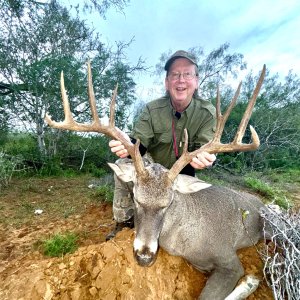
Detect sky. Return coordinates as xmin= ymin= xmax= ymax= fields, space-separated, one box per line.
xmin=65 ymin=0 xmax=300 ymax=101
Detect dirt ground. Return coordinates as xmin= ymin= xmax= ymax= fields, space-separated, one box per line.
xmin=0 ymin=175 xmax=285 ymax=299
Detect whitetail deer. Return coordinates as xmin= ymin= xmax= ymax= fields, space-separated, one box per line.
xmin=45 ymin=62 xmax=267 ymax=300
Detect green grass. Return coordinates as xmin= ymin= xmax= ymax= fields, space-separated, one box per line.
xmin=243 ymin=176 xmax=290 ymax=209
xmin=93 ymin=185 xmax=114 ymax=203
xmin=42 ymin=232 xmax=79 ymax=257
xmin=266 ymin=168 xmax=300 ymax=184
xmin=197 ymin=168 xmax=297 ymax=209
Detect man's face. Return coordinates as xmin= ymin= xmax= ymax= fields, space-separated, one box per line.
xmin=165 ymin=58 xmax=198 ymax=111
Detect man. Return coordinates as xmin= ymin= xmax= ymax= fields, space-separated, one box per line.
xmin=106 ymin=50 xmax=217 ymax=240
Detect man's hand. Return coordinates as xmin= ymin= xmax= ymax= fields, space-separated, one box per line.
xmin=109 ymin=140 xmax=129 ymax=158
xmin=109 ymin=128 xmax=131 ymax=158
xmin=190 ymin=152 xmax=216 ymax=170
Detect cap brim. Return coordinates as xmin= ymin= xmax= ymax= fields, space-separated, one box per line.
xmin=164 ymin=56 xmax=198 ymax=71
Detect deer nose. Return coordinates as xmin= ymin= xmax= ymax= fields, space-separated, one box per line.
xmin=133 ymin=238 xmax=158 ymax=267
xmin=134 ymin=247 xmax=157 ymax=267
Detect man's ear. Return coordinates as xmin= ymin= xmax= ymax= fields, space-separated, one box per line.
xmin=108 ymin=162 xmax=135 ymax=182
xmin=173 ymin=174 xmax=211 ymax=194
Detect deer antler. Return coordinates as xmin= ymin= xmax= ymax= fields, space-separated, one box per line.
xmin=168 ymin=65 xmax=266 ymax=182
xmin=45 ymin=61 xmax=147 ymax=177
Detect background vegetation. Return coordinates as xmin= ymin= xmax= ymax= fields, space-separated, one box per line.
xmin=1 ymin=0 xmax=299 ymax=207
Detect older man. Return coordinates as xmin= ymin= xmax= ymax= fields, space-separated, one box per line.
xmin=106 ymin=50 xmax=216 ymax=240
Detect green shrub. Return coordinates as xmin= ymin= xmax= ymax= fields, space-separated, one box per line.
xmin=0 ymin=151 xmax=24 ymax=189
xmin=4 ymin=133 xmax=39 ymax=157
xmin=93 ymin=185 xmax=114 ymax=203
xmin=87 ymin=165 xmax=108 ymax=178
xmin=244 ymin=176 xmax=290 ymax=209
xmin=38 ymin=158 xmax=64 ymax=176
xmin=42 ymin=232 xmax=79 ymax=257
xmin=266 ymin=168 xmax=300 ymax=184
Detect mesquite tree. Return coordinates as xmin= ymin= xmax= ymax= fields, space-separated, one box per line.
xmin=229 ymin=70 xmax=300 ymax=171
xmin=0 ymin=0 xmax=142 ymax=158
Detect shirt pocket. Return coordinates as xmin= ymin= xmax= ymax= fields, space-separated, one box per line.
xmin=155 ymin=131 xmax=172 ymax=144
xmin=151 ymin=115 xmax=172 ymax=144
xmin=154 ymin=130 xmax=172 ymax=145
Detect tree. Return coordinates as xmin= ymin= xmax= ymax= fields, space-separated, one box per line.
xmin=218 ymin=69 xmax=300 ymax=172
xmin=0 ymin=0 xmax=143 ymax=158
xmin=1 ymin=0 xmax=130 ymax=17
xmin=251 ymin=71 xmax=300 ymax=170
xmin=0 ymin=97 xmax=9 ymax=145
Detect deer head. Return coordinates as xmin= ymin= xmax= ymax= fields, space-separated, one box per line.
xmin=45 ymin=61 xmax=266 ymax=267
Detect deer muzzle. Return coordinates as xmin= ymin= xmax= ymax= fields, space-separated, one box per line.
xmin=133 ymin=237 xmax=158 ymax=267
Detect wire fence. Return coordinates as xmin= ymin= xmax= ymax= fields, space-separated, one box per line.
xmin=260 ymin=205 xmax=300 ymax=300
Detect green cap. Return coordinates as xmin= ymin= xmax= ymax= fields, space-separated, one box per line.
xmin=164 ymin=50 xmax=198 ymax=71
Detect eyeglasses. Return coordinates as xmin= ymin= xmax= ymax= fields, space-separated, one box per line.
xmin=168 ymin=72 xmax=198 ymax=81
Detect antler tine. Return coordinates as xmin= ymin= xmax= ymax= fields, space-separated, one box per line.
xmin=167 ymin=129 xmax=189 ymax=182
xmin=233 ymin=64 xmax=266 ymax=144
xmin=87 ymin=61 xmax=100 ymax=124
xmin=212 ymin=82 xmax=242 ymax=143
xmin=45 ymin=71 xmax=77 ymax=128
xmin=109 ymin=83 xmax=118 ymax=128
xmin=168 ymin=82 xmax=242 ymax=182
xmin=168 ymin=65 xmax=266 ymax=183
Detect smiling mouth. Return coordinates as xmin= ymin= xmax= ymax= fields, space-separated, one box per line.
xmin=176 ymin=87 xmax=186 ymax=91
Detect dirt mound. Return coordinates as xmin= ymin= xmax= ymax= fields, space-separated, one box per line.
xmin=0 ymin=177 xmax=275 ymax=299
xmin=0 ymin=228 xmax=273 ymax=300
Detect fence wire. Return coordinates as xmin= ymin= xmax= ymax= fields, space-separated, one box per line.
xmin=260 ymin=206 xmax=300 ymax=300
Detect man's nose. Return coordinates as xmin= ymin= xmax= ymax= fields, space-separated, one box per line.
xmin=178 ymin=73 xmax=186 ymax=81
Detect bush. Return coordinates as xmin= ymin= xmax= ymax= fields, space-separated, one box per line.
xmin=42 ymin=232 xmax=79 ymax=257
xmin=244 ymin=176 xmax=290 ymax=209
xmin=93 ymin=185 xmax=114 ymax=203
xmin=0 ymin=151 xmax=24 ymax=189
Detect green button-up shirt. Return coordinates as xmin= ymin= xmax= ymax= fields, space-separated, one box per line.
xmin=131 ymin=96 xmax=216 ymax=170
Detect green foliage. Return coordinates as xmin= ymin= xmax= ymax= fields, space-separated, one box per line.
xmin=212 ymin=68 xmax=300 ymax=174
xmin=0 ymin=0 xmax=143 ymax=157
xmin=4 ymin=133 xmax=38 ymax=158
xmin=42 ymin=232 xmax=79 ymax=257
xmin=266 ymin=169 xmax=300 ymax=184
xmin=45 ymin=133 xmax=113 ymax=173
xmin=93 ymin=185 xmax=114 ymax=203
xmin=71 ymin=0 xmax=130 ymax=17
xmin=87 ymin=165 xmax=108 ymax=178
xmin=37 ymin=157 xmax=64 ymax=177
xmin=2 ymin=131 xmax=113 ymax=177
xmin=0 ymin=151 xmax=24 ymax=189
xmin=243 ymin=176 xmax=290 ymax=209
xmin=1 ymin=0 xmax=299 ymax=176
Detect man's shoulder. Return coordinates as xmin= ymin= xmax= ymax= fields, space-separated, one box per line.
xmin=194 ymin=97 xmax=216 ymax=117
xmin=146 ymin=96 xmax=170 ymax=110
xmin=138 ymin=96 xmax=170 ymax=121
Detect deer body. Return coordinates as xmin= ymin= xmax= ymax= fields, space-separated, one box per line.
xmin=161 ymin=188 xmax=263 ymax=256
xmin=110 ymin=161 xmax=264 ymax=299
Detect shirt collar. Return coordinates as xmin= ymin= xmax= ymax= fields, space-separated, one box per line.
xmin=169 ymin=97 xmax=195 ymax=119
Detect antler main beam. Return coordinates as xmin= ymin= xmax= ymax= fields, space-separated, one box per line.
xmin=45 ymin=62 xmax=118 ymax=137
xmin=168 ymin=65 xmax=266 ymax=182
xmin=45 ymin=61 xmax=147 ymax=177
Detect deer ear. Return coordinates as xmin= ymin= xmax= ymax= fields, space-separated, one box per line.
xmin=173 ymin=175 xmax=211 ymax=194
xmin=108 ymin=162 xmax=135 ymax=182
